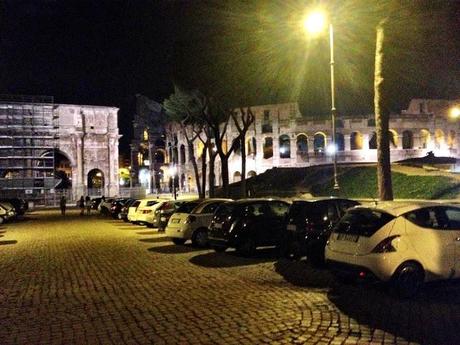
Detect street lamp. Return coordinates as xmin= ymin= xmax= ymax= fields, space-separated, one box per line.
xmin=303 ymin=10 xmax=340 ymax=191
xmin=449 ymin=106 xmax=460 ymax=119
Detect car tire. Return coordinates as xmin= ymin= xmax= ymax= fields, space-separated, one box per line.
xmin=172 ymin=238 xmax=186 ymax=245
xmin=390 ymin=262 xmax=424 ymax=298
xmin=192 ymin=229 xmax=208 ymax=248
xmin=0 ymin=216 xmax=4 ymax=225
xmin=282 ymin=240 xmax=302 ymax=261
xmin=212 ymin=245 xmax=227 ymax=253
xmin=236 ymin=237 xmax=256 ymax=257
xmin=146 ymin=223 xmax=154 ymax=228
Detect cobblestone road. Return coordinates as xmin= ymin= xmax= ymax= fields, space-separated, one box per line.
xmin=0 ymin=209 xmax=458 ymax=344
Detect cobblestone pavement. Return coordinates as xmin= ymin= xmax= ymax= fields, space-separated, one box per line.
xmin=0 ymin=209 xmax=458 ymax=345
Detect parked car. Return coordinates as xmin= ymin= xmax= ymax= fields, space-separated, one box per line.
xmin=132 ymin=197 xmax=169 ymax=226
xmin=127 ymin=200 xmax=141 ymax=222
xmin=91 ymin=197 xmax=103 ymax=210
xmin=0 ymin=202 xmax=17 ymax=222
xmin=156 ymin=200 xmax=189 ymax=231
xmin=282 ymin=198 xmax=360 ymax=265
xmin=326 ymin=203 xmax=460 ymax=297
xmin=99 ymin=198 xmax=115 ymax=215
xmin=0 ymin=198 xmax=28 ymax=216
xmin=109 ymin=198 xmax=129 ymax=219
xmin=118 ymin=199 xmax=136 ymax=221
xmin=165 ymin=198 xmax=231 ymax=247
xmin=164 ymin=199 xmax=204 ymax=244
xmin=208 ymin=199 xmax=290 ymax=256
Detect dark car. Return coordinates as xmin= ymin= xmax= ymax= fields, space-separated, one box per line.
xmin=282 ymin=198 xmax=360 ymax=265
xmin=109 ymin=198 xmax=129 ymax=219
xmin=155 ymin=200 xmax=188 ymax=230
xmin=118 ymin=198 xmax=136 ymax=222
xmin=208 ymin=199 xmax=290 ymax=256
xmin=90 ymin=197 xmax=103 ymax=210
xmin=0 ymin=198 xmax=28 ymax=216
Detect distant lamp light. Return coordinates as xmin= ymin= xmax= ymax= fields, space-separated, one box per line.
xmin=279 ymin=147 xmax=286 ymax=154
xmin=326 ymin=144 xmax=337 ymax=155
xmin=96 ymin=172 xmax=102 ymax=177
xmin=449 ymin=106 xmax=460 ymax=119
xmin=169 ymin=166 xmax=177 ymax=177
xmin=143 ymin=159 xmax=150 ymax=166
xmin=119 ymin=178 xmax=125 ymax=186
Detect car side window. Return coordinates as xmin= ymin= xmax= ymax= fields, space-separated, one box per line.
xmin=338 ymin=200 xmax=358 ymax=215
xmin=270 ymin=202 xmax=289 ymax=217
xmin=201 ymin=202 xmax=220 ymax=214
xmin=445 ymin=207 xmax=460 ymax=230
xmin=406 ymin=207 xmax=450 ymax=230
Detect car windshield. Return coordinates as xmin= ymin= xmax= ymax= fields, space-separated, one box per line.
xmin=334 ymin=208 xmax=395 ymax=237
xmin=176 ymin=201 xmax=202 ymax=213
xmin=214 ymin=203 xmax=239 ymax=218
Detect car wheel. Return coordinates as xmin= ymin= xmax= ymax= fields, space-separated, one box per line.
xmin=281 ymin=240 xmax=302 ymax=261
xmin=212 ymin=245 xmax=227 ymax=253
xmin=390 ymin=262 xmax=424 ymax=298
xmin=146 ymin=223 xmax=154 ymax=228
xmin=0 ymin=216 xmax=4 ymax=225
xmin=236 ymin=237 xmax=256 ymax=257
xmin=172 ymin=238 xmax=186 ymax=245
xmin=192 ymin=229 xmax=208 ymax=248
xmin=118 ymin=213 xmax=123 ymax=220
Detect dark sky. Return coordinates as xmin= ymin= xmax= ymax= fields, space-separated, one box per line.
xmin=1 ymin=0 xmax=459 ymax=152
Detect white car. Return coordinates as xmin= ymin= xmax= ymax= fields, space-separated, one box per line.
xmin=132 ymin=197 xmax=169 ymax=225
xmin=127 ymin=200 xmax=141 ymax=222
xmin=326 ymin=202 xmax=460 ymax=297
xmin=0 ymin=202 xmax=16 ymax=222
xmin=166 ymin=199 xmax=231 ymax=247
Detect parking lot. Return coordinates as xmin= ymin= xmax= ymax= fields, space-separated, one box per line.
xmin=0 ymin=209 xmax=458 ymax=344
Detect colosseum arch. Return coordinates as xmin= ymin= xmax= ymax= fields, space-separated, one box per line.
xmin=263 ymin=137 xmax=273 ymax=159
xmin=420 ymin=129 xmax=430 ymax=149
xmin=335 ymin=133 xmax=345 ymax=151
xmin=233 ymin=171 xmax=241 ymax=182
xmin=435 ymin=129 xmax=445 ymax=149
xmin=448 ymin=130 xmax=456 ymax=149
xmin=350 ymin=131 xmax=363 ymax=150
xmin=279 ymin=134 xmax=291 ymax=158
xmin=402 ymin=130 xmax=414 ymax=149
xmin=296 ymin=134 xmax=308 ymax=161
xmin=313 ymin=132 xmax=326 ymax=155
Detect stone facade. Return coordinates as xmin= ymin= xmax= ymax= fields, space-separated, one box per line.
xmin=163 ymin=98 xmax=460 ymax=191
xmin=56 ymin=104 xmax=120 ymax=199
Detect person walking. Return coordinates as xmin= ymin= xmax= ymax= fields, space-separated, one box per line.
xmin=78 ymin=196 xmax=85 ymax=216
xmin=85 ymin=196 xmax=91 ymax=215
xmin=59 ymin=195 xmax=67 ymax=216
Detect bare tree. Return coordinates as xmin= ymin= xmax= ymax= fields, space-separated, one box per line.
xmin=231 ymin=107 xmax=255 ymax=198
xmin=374 ymin=19 xmax=393 ymax=200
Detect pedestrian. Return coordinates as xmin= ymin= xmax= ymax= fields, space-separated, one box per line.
xmin=59 ymin=195 xmax=66 ymax=216
xmin=78 ymin=196 xmax=85 ymax=215
xmin=85 ymin=195 xmax=91 ymax=215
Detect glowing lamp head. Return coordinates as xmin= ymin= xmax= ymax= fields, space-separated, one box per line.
xmin=449 ymin=106 xmax=460 ymax=119
xmin=303 ymin=11 xmax=327 ymax=35
xmin=326 ymin=144 xmax=337 ymax=155
xmin=169 ymin=166 xmax=177 ymax=177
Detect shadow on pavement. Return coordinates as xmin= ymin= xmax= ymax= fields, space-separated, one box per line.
xmin=190 ymin=248 xmax=279 ymax=268
xmin=148 ymin=244 xmax=206 ymax=254
xmin=136 ymin=231 xmax=158 ymax=235
xmin=274 ymin=259 xmax=336 ymax=289
xmin=327 ymin=280 xmax=460 ymax=345
xmin=139 ymin=237 xmax=169 ymax=244
xmin=0 ymin=240 xmax=17 ymax=245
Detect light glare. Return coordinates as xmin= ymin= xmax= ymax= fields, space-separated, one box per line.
xmin=303 ymin=11 xmax=326 ymax=35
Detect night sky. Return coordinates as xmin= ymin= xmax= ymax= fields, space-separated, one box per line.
xmin=1 ymin=0 xmax=459 ymax=154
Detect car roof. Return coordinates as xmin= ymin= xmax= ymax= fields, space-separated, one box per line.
xmin=353 ymin=202 xmax=453 ymax=217
xmin=227 ymin=198 xmax=288 ymax=205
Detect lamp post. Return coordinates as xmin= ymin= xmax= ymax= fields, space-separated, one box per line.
xmin=304 ymin=11 xmax=340 ymax=191
xmin=170 ymin=165 xmax=177 ymax=200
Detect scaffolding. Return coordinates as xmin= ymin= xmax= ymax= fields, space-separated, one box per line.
xmin=0 ymin=95 xmax=59 ymax=205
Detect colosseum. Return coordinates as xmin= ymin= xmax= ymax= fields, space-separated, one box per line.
xmin=142 ymin=98 xmax=460 ymax=193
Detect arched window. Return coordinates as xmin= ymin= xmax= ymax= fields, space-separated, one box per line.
xmin=87 ymin=169 xmax=104 ymax=189
xmin=173 ymin=146 xmax=178 ymax=164
xmin=143 ymin=129 xmax=149 ymax=141
xmin=350 ymin=132 xmax=363 ymax=150
xmin=296 ymin=134 xmax=308 ymax=161
xmin=179 ymin=144 xmax=186 ymax=164
xmin=402 ymin=130 xmax=414 ymax=149
xmin=247 ymin=137 xmax=257 ymax=156
xmin=233 ymin=171 xmax=241 ymax=182
xmin=154 ymin=149 xmax=165 ymax=164
xmin=247 ymin=170 xmax=257 ymax=178
xmin=420 ymin=129 xmax=430 ymax=149
xmin=369 ymin=132 xmax=377 ymax=149
xmin=279 ymin=134 xmax=290 ymax=158
xmin=313 ymin=133 xmax=326 ymax=155
xmin=335 ymin=133 xmax=345 ymax=151
xmin=263 ymin=137 xmax=273 ymax=159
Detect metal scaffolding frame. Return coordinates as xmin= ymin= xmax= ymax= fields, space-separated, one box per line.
xmin=0 ymin=95 xmax=59 ymax=205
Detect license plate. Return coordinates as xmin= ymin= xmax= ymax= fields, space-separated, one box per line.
xmin=171 ymin=218 xmax=180 ymax=224
xmin=287 ymin=224 xmax=296 ymax=231
xmin=337 ymin=233 xmax=359 ymax=242
xmin=213 ymin=223 xmax=222 ymax=229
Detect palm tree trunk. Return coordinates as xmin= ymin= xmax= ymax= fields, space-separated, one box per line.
xmin=375 ymin=19 xmax=393 ymax=201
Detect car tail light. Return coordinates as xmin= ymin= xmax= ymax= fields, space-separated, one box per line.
xmin=185 ymin=215 xmax=196 ymax=224
xmin=371 ymin=235 xmax=400 ymax=253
